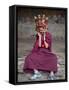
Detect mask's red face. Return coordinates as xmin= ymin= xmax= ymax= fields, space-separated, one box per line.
xmin=36 ymin=19 xmax=47 ymax=32
xmin=34 ymin=15 xmax=48 ymax=32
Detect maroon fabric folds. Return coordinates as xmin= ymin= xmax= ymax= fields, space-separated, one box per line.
xmin=23 ymin=32 xmax=57 ymax=73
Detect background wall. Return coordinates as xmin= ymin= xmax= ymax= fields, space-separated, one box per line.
xmin=0 ymin=0 xmax=69 ymax=90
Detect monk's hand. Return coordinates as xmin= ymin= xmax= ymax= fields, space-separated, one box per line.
xmin=37 ymin=32 xmax=41 ymax=37
xmin=44 ymin=41 xmax=48 ymax=48
xmin=37 ymin=32 xmax=41 ymax=47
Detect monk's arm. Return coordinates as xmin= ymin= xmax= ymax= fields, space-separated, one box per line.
xmin=44 ymin=41 xmax=49 ymax=48
xmin=43 ymin=32 xmax=49 ymax=48
xmin=37 ymin=32 xmax=41 ymax=47
xmin=38 ymin=35 xmax=41 ymax=47
xmin=34 ymin=33 xmax=41 ymax=48
xmin=44 ymin=32 xmax=52 ymax=48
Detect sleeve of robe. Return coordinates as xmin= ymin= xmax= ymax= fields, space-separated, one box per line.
xmin=31 ymin=32 xmax=52 ymax=52
xmin=45 ymin=32 xmax=52 ymax=52
xmin=31 ymin=34 xmax=39 ymax=52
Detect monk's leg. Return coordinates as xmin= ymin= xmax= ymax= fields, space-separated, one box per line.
xmin=30 ymin=69 xmax=42 ymax=80
xmin=48 ymin=71 xmax=56 ymax=80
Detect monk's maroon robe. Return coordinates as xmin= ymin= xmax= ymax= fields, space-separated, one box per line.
xmin=23 ymin=32 xmax=57 ymax=73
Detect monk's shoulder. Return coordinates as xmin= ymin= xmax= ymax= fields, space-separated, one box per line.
xmin=46 ymin=32 xmax=52 ymax=37
xmin=36 ymin=34 xmax=39 ymax=39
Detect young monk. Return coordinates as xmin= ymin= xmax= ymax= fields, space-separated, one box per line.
xmin=23 ymin=14 xmax=57 ymax=80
